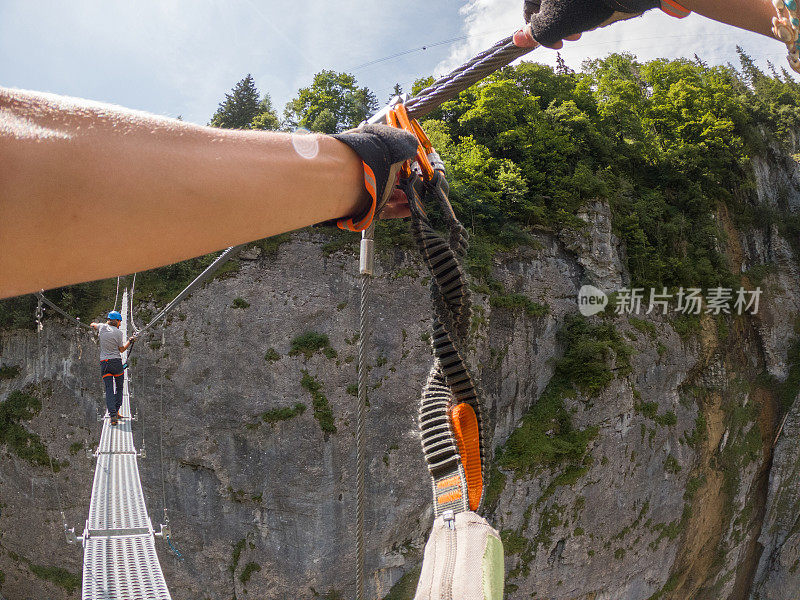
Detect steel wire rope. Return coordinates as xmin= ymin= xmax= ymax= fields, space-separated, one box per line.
xmin=134 ymin=244 xmax=245 ymax=335
xmin=159 ymin=378 xmax=167 ymax=520
xmin=36 ymin=298 xmax=68 ymax=538
xmin=405 ymin=36 xmax=535 ymax=119
xmin=355 ymin=231 xmax=371 ymax=600
xmin=130 ymin=272 xmax=139 ymax=332
xmin=349 ymin=26 xmax=512 ymax=72
xmin=36 ymin=293 xmax=94 ymax=331
xmin=113 ymin=276 xmax=120 ymax=311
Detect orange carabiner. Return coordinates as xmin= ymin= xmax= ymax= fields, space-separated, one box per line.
xmin=385 ymin=103 xmax=436 ymax=182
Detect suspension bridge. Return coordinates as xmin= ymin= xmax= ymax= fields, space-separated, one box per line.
xmin=79 ymin=291 xmax=171 ymax=600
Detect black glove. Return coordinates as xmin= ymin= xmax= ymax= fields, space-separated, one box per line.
xmin=524 ymin=0 xmax=660 ymax=47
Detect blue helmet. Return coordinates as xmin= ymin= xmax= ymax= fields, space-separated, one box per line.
xmin=107 ymin=311 xmax=123 ymax=321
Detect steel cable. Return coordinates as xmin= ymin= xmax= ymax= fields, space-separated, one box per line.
xmin=36 ymin=293 xmax=94 ymax=330
xmin=113 ymin=276 xmax=120 ymax=311
xmin=405 ymin=36 xmax=536 ymax=119
xmin=355 ymin=230 xmax=372 ymax=600
xmin=135 ymin=244 xmax=244 ymax=335
xmin=37 ymin=298 xmax=68 ymax=537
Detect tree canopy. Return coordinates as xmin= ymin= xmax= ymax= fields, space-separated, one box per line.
xmin=283 ymin=70 xmax=378 ymax=133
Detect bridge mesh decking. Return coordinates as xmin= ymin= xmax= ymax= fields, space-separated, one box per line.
xmin=82 ymin=291 xmax=171 ymax=599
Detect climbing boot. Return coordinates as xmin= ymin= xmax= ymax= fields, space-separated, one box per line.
xmin=331 ymin=124 xmax=418 ymax=232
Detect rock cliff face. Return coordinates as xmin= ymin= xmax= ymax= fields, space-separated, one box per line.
xmin=0 ymin=153 xmax=798 ymax=600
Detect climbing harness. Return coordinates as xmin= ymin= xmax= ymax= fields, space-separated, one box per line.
xmin=388 ymin=103 xmax=485 ymax=514
xmin=353 ymin=103 xmax=485 ymax=596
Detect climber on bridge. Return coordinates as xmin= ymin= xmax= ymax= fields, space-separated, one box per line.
xmin=90 ymin=311 xmax=137 ymax=426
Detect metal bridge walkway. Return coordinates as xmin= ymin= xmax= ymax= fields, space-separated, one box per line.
xmin=81 ymin=291 xmax=171 ymax=600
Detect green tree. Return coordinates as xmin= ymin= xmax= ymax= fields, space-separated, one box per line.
xmin=389 ymin=83 xmax=404 ymax=102
xmin=250 ymin=95 xmax=281 ymax=131
xmin=209 ymin=74 xmax=261 ymax=129
xmin=284 ymin=70 xmax=378 ymax=133
xmin=210 ymin=74 xmax=280 ymax=130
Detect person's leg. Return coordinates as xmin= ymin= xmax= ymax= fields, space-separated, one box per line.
xmin=114 ymin=373 xmax=124 ymax=417
xmin=102 ymin=365 xmax=116 ymax=419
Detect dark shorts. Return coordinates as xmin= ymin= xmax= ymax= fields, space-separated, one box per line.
xmin=100 ymin=358 xmax=124 ymax=378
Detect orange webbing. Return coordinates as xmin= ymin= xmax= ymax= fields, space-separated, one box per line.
xmin=450 ymin=402 xmax=483 ymax=511
xmin=337 ymin=162 xmax=377 ymax=232
xmin=660 ymin=0 xmax=691 ymax=18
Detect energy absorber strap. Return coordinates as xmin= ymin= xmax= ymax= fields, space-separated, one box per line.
xmin=385 ymin=104 xmax=486 ymax=516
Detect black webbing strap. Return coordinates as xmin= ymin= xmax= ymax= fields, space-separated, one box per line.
xmin=402 ymin=171 xmax=487 ymax=516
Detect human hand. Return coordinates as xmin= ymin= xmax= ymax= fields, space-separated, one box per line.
xmin=378 ymin=187 xmax=411 ymax=220
xmin=517 ymin=0 xmax=659 ymax=48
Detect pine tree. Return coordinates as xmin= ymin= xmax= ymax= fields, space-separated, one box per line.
xmin=250 ymin=95 xmax=281 ymax=130
xmin=209 ymin=74 xmax=262 ymax=129
xmin=555 ymin=52 xmax=573 ymax=75
xmin=389 ymin=83 xmax=403 ymax=102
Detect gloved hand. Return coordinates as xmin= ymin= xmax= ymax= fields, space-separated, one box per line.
xmin=523 ymin=0 xmax=660 ymax=47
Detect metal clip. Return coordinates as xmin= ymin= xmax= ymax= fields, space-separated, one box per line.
xmin=360 ymin=224 xmax=375 ymax=276
xmin=442 ymin=509 xmax=456 ymax=530
xmin=427 ymin=151 xmax=445 ymax=175
xmin=155 ymin=522 xmax=171 ymax=539
xmin=64 ymin=526 xmax=83 ymax=546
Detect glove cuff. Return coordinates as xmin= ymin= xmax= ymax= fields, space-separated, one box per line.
xmin=331 ymin=125 xmax=417 ymax=232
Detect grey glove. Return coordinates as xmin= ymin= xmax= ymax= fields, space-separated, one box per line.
xmin=524 ymin=0 xmax=660 ymax=46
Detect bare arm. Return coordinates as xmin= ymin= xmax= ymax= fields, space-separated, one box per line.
xmin=517 ymin=0 xmax=779 ymax=47
xmin=0 ymin=88 xmax=367 ymax=299
xmin=683 ymin=0 xmax=775 ymax=37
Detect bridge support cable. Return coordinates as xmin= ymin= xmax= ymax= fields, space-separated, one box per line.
xmin=81 ymin=290 xmax=172 ymax=600
xmin=134 ymin=244 xmax=244 ymax=335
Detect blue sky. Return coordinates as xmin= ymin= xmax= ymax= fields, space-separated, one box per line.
xmin=1 ymin=1 xmax=794 ymax=126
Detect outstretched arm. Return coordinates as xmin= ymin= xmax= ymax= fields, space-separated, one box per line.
xmin=517 ymin=0 xmax=779 ymax=48
xmin=682 ymin=0 xmax=774 ymax=36
xmin=0 ymin=88 xmax=368 ymax=299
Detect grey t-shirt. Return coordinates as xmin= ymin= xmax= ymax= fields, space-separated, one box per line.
xmin=98 ymin=323 xmax=124 ymax=360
